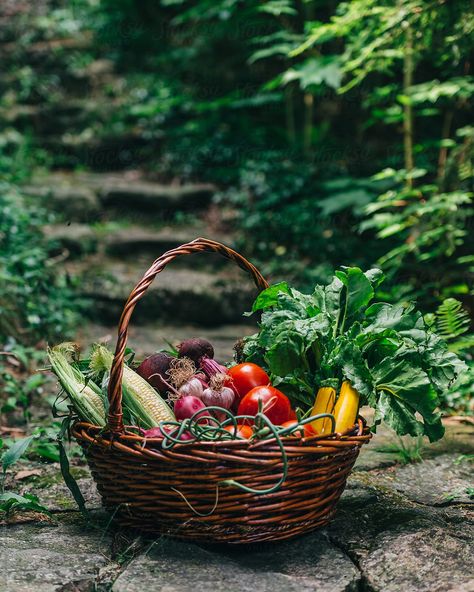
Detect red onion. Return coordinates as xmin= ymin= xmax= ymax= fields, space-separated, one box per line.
xmin=178 ymin=377 xmax=206 ymax=399
xmin=174 ymin=395 xmax=208 ymax=423
xmin=200 ymin=356 xmax=228 ymax=379
xmin=201 ymin=373 xmax=235 ymax=422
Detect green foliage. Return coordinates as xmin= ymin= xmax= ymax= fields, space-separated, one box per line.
xmin=220 ymin=157 xmax=379 ymax=285
xmin=375 ymin=436 xmax=424 ymax=465
xmin=1 ymin=436 xmax=34 ymax=483
xmin=425 ymin=298 xmax=473 ymax=415
xmin=434 ymin=298 xmax=471 ymax=342
xmin=0 ymin=187 xmax=82 ymax=423
xmin=0 ymin=435 xmax=49 ymax=516
xmin=243 ymin=268 xmax=466 ymax=440
xmin=0 ymin=492 xmax=50 ymax=517
xmin=0 ymin=186 xmax=80 ymax=345
xmin=290 ymin=0 xmax=474 ymax=304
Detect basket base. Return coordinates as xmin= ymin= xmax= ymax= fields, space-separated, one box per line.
xmin=110 ymin=507 xmax=337 ymax=544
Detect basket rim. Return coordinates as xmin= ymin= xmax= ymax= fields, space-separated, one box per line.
xmin=72 ymin=415 xmax=372 ymax=454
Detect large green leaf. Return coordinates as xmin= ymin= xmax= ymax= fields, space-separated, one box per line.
xmin=2 ymin=436 xmax=34 ymax=474
xmin=372 ymin=356 xmax=444 ymax=441
xmin=377 ymin=392 xmax=425 ymax=438
xmin=251 ymin=282 xmax=290 ymax=312
xmin=325 ymin=338 xmax=374 ymax=400
xmin=336 ymin=267 xmax=374 ymax=331
xmin=265 ymin=331 xmax=305 ymax=377
xmin=422 ymin=333 xmax=468 ymax=392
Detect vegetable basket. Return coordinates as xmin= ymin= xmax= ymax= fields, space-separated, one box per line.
xmin=72 ymin=238 xmax=371 ymax=544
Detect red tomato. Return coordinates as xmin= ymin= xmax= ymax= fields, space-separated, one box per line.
xmin=228 ymin=363 xmax=269 ymax=401
xmin=288 ymin=408 xmax=297 ymax=421
xmin=280 ymin=420 xmax=315 ymax=437
xmin=237 ymin=385 xmax=291 ymax=425
xmin=224 ymin=424 xmax=253 ymax=439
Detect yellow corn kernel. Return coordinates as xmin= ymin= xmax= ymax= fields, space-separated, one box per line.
xmin=122 ymin=365 xmax=175 ymax=425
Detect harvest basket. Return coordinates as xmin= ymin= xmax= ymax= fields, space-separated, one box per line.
xmin=72 ymin=238 xmax=371 ymax=544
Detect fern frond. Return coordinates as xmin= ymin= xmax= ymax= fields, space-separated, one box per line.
xmin=436 ymin=298 xmax=470 ymax=340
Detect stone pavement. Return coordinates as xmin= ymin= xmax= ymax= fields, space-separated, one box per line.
xmin=1 ymin=420 xmax=473 ymax=592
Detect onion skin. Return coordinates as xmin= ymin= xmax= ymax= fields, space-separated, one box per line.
xmin=201 ymin=386 xmax=235 ymax=422
xmin=178 ymin=377 xmax=205 ymax=399
xmin=200 ymin=356 xmax=228 ymax=379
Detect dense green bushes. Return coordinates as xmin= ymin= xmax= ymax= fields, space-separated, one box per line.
xmin=0 ymin=186 xmax=80 ymax=346
xmin=79 ymin=0 xmax=473 ymax=308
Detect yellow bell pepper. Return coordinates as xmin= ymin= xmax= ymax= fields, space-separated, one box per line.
xmin=333 ymin=380 xmax=359 ymax=433
xmin=310 ymin=386 xmax=336 ymax=434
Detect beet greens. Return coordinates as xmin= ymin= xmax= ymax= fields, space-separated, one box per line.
xmin=242 ymin=267 xmax=466 ymax=441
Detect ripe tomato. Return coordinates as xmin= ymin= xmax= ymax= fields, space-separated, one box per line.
xmin=288 ymin=408 xmax=297 ymax=421
xmin=228 ymin=363 xmax=269 ymax=401
xmin=224 ymin=424 xmax=253 ymax=439
xmin=237 ymin=385 xmax=291 ymax=425
xmin=280 ymin=420 xmax=316 ymax=437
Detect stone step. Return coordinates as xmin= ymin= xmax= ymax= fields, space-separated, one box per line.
xmin=42 ymin=222 xmax=234 ymax=264
xmin=72 ymin=258 xmax=261 ymax=326
xmin=37 ymin=131 xmax=160 ymax=171
xmin=23 ymin=171 xmax=216 ymax=222
xmin=77 ymin=321 xmax=258 ymax=363
xmin=25 ymin=184 xmax=101 ymax=223
xmin=103 ymin=225 xmax=232 ymax=259
xmin=1 ymin=99 xmax=111 ymax=134
xmin=42 ymin=223 xmax=99 ymax=258
xmin=99 ymin=181 xmax=215 ymax=213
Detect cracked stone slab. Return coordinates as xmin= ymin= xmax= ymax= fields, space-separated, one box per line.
xmin=368 ymin=454 xmax=474 ymax=506
xmin=0 ymin=522 xmax=111 ymax=592
xmin=326 ymin=474 xmax=474 ymax=592
xmin=360 ymin=526 xmax=474 ymax=592
xmin=112 ymin=533 xmax=360 ymax=592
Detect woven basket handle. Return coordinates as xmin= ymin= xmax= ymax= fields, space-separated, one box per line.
xmin=107 ymin=237 xmax=269 ymax=433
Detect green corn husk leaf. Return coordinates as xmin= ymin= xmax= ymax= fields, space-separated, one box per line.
xmin=48 ymin=343 xmax=106 ymax=426
xmin=90 ymin=344 xmax=175 ymax=429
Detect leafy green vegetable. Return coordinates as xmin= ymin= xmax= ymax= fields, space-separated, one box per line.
xmin=243 ymin=267 xmax=467 ymax=441
xmin=0 ymin=492 xmax=50 ymax=517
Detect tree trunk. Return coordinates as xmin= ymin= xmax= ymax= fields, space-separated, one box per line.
xmin=403 ymin=24 xmax=415 ymax=187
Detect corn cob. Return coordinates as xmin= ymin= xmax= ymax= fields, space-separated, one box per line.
xmin=48 ymin=343 xmax=106 ymax=426
xmin=310 ymin=386 xmax=336 ymax=434
xmin=90 ymin=344 xmax=175 ymax=428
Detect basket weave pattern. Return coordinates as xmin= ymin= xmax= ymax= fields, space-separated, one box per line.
xmin=72 ymin=238 xmax=371 ymax=544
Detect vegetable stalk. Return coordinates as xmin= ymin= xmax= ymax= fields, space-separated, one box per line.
xmin=310 ymin=387 xmax=336 ymax=434
xmin=333 ymin=380 xmax=359 ymax=433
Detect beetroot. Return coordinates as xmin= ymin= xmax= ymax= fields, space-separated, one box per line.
xmin=140 ymin=425 xmax=169 ymax=439
xmin=141 ymin=425 xmax=194 ymax=442
xmin=178 ymin=338 xmax=214 ymax=364
xmin=136 ymin=353 xmax=173 ymax=394
xmin=174 ymin=395 xmax=208 ymax=422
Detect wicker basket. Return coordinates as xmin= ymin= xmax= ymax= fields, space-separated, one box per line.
xmin=72 ymin=238 xmax=371 ymax=544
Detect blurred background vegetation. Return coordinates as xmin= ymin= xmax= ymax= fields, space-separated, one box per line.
xmin=0 ymin=0 xmax=472 ymax=423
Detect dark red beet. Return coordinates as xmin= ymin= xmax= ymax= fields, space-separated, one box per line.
xmin=178 ymin=338 xmax=214 ymax=364
xmin=136 ymin=353 xmax=173 ymax=394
